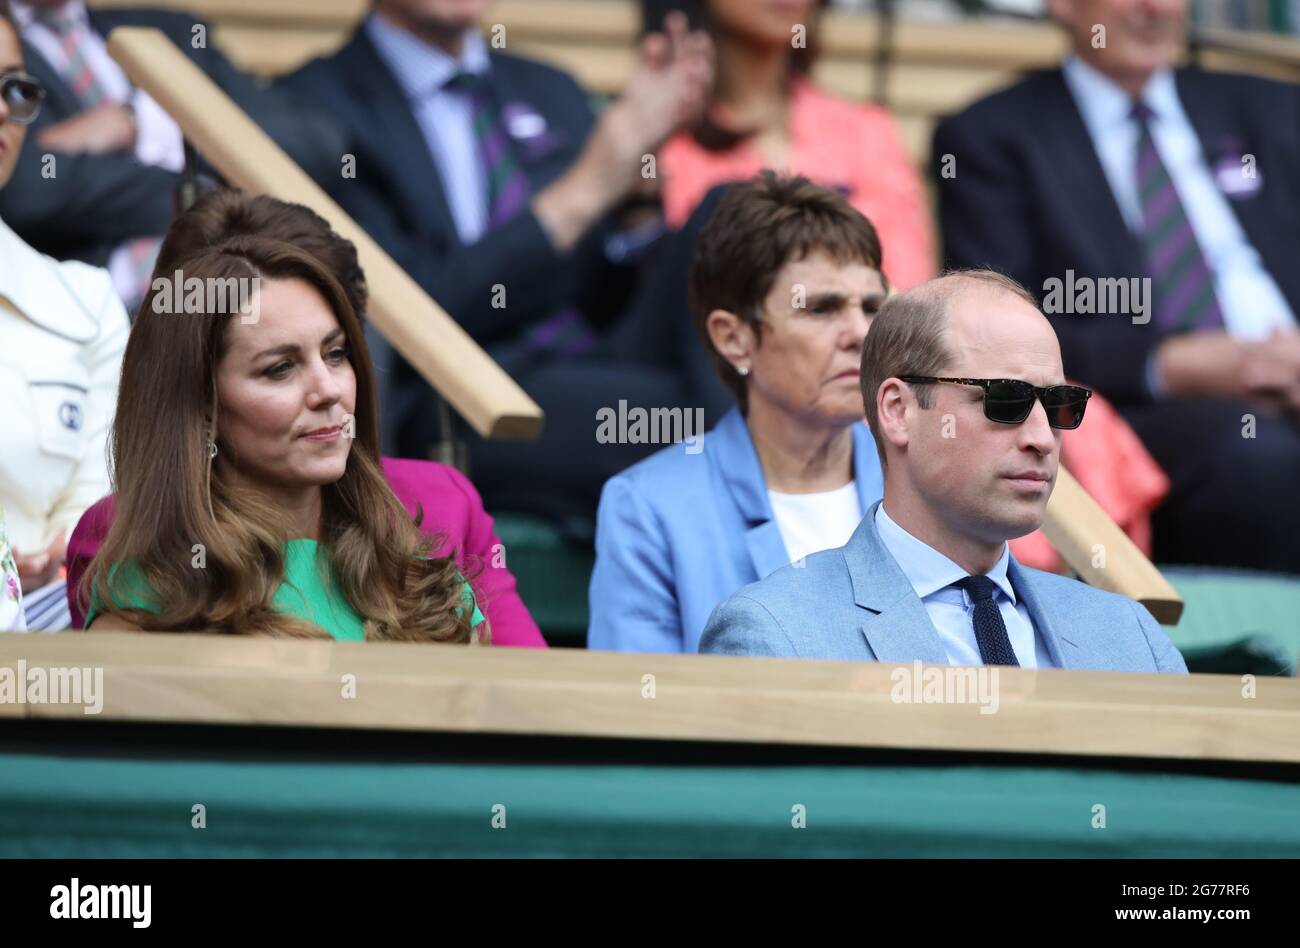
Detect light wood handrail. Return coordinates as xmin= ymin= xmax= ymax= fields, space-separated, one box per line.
xmin=107 ymin=27 xmax=544 ymax=440
xmin=1 ymin=633 xmax=1293 ymax=763
xmin=1047 ymin=468 xmax=1183 ymax=625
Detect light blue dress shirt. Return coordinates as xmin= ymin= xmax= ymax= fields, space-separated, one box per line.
xmin=873 ymin=504 xmax=1056 ymax=668
xmin=366 ymin=13 xmax=492 ymax=244
xmin=1061 ymin=55 xmax=1296 ymax=344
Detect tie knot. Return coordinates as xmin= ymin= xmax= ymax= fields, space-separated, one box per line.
xmin=956 ymin=574 xmax=999 ymax=604
xmin=444 ymin=71 xmax=486 ymax=95
xmin=1130 ymin=99 xmax=1154 ymax=124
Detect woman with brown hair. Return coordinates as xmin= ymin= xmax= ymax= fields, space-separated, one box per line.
xmin=83 ymin=234 xmax=484 ymax=641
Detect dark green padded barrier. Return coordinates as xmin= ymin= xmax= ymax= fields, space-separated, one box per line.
xmin=493 ymin=513 xmax=593 ymax=648
xmin=1161 ymin=567 xmax=1300 ymax=676
xmin=2 ymin=750 xmax=1297 ymax=857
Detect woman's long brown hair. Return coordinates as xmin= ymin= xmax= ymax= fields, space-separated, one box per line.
xmin=83 ymin=235 xmax=479 ymax=643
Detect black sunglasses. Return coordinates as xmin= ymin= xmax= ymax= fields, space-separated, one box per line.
xmin=898 ymin=376 xmax=1093 ymax=430
xmin=1 ymin=71 xmax=46 ymax=125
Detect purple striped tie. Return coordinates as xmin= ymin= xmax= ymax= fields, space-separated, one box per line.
xmin=1132 ymin=101 xmax=1224 ymax=334
xmin=446 ymin=72 xmax=595 ymax=358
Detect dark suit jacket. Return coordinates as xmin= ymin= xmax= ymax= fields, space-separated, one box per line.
xmin=282 ymin=27 xmax=635 ymax=453
xmin=0 ymin=7 xmax=344 ymax=267
xmin=282 ymin=27 xmax=626 ymax=349
xmin=932 ymin=67 xmax=1300 ymax=404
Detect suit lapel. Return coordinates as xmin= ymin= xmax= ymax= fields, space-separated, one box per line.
xmin=19 ymin=37 xmax=84 ymax=120
xmin=340 ymin=31 xmax=457 ymax=239
xmin=710 ymin=409 xmax=789 ymax=580
xmin=1036 ymin=71 xmax=1141 ymax=276
xmin=1174 ymin=68 xmax=1275 ymax=266
xmin=845 ymin=507 xmax=949 ymax=664
xmin=1006 ymin=558 xmax=1082 ymax=669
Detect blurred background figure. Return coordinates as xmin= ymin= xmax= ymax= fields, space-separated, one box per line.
xmin=1 ymin=508 xmax=27 ymax=633
xmin=0 ymin=4 xmax=128 ymax=631
xmin=284 ymin=0 xmax=715 ymax=530
xmin=933 ymin=0 xmax=1300 ymax=573
xmin=647 ymin=0 xmax=936 ymax=289
xmin=0 ymin=0 xmax=342 ymax=309
xmin=589 ymin=173 xmax=885 ymax=652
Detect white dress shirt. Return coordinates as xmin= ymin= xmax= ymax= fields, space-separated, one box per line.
xmin=768 ymin=482 xmax=863 ymax=565
xmin=1061 ymin=54 xmax=1296 ymax=341
xmin=874 ymin=504 xmax=1055 ymax=668
xmin=365 ymin=12 xmax=492 ymax=244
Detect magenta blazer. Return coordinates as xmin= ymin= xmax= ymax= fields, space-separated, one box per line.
xmin=65 ymin=456 xmax=546 ymax=647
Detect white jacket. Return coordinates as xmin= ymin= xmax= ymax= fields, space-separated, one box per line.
xmin=0 ymin=215 xmax=129 ymax=555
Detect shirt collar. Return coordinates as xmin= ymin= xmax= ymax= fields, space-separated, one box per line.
xmin=365 ymin=11 xmax=490 ymax=101
xmin=12 ymin=1 xmax=91 ymax=31
xmin=1062 ymin=54 xmax=1179 ymax=132
xmin=874 ymin=503 xmax=1016 ymax=605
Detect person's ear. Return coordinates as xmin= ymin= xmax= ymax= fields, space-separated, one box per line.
xmin=706 ymin=308 xmax=757 ymax=376
xmin=875 ymin=377 xmax=912 ymax=454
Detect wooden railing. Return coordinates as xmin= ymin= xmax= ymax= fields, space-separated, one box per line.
xmin=2 ymin=632 xmax=1295 ymax=763
xmin=107 ymin=27 xmax=543 ymax=440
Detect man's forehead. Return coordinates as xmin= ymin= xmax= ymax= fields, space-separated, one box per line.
xmin=945 ymin=289 xmax=1063 ymax=377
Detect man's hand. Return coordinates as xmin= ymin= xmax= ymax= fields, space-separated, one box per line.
xmin=532 ymin=12 xmax=712 ymax=253
xmin=1242 ymin=328 xmax=1300 ymax=420
xmin=13 ymin=530 xmax=67 ymax=591
xmin=1156 ymin=328 xmax=1300 ymax=422
xmin=37 ymin=103 xmax=136 ymax=154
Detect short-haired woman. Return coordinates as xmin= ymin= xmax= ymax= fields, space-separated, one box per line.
xmin=589 ymin=172 xmax=886 ymax=652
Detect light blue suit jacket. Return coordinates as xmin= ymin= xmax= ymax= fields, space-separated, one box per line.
xmin=588 ymin=408 xmax=884 ymax=653
xmin=701 ymin=502 xmax=1188 ymax=673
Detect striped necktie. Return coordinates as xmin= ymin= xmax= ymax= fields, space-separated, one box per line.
xmin=1131 ymin=101 xmax=1224 ymax=334
xmin=444 ymin=71 xmax=594 ymax=358
xmin=34 ymin=5 xmax=108 ymax=109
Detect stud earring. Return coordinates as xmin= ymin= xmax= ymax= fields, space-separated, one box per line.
xmin=737 ymin=362 xmax=750 ymax=377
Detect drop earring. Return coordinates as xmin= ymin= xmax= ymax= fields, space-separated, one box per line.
xmin=206 ymin=437 xmax=218 ymax=459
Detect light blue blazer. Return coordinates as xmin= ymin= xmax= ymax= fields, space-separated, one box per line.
xmin=588 ymin=408 xmax=884 ymax=653
xmin=701 ymin=501 xmax=1189 ymax=674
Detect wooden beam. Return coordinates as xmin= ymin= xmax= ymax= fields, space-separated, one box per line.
xmin=1 ymin=633 xmax=1293 ymax=763
xmin=106 ymin=27 xmax=544 ymax=440
xmin=1045 ymin=467 xmax=1184 ymax=625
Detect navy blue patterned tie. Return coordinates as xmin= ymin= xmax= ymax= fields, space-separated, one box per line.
xmin=955 ymin=575 xmax=1019 ymax=666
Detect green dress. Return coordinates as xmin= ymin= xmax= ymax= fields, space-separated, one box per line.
xmin=84 ymin=538 xmax=484 ymax=640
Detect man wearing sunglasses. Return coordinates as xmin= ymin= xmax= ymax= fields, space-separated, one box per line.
xmin=702 ymin=270 xmax=1187 ymax=674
